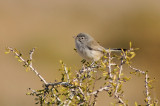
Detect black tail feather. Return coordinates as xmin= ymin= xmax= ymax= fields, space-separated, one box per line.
xmin=112 ymin=48 xmax=127 ymax=51
xmin=106 ymin=48 xmax=127 ymax=52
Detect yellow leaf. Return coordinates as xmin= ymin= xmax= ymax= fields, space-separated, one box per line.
xmin=26 ymin=67 xmax=30 ymax=72
xmin=130 ymin=41 xmax=132 ymax=49
xmin=5 ymin=51 xmax=10 ymax=54
xmin=134 ymin=48 xmax=140 ymax=50
xmin=18 ymin=59 xmax=23 ymax=62
xmin=135 ymin=102 xmax=138 ymax=106
xmin=120 ymin=73 xmax=124 ymax=76
xmin=103 ymin=55 xmax=107 ymax=59
xmin=113 ymin=75 xmax=116 ymax=80
xmin=101 ymin=61 xmax=106 ymax=68
xmin=59 ymin=60 xmax=63 ymax=64
xmin=129 ymin=52 xmax=136 ymax=59
xmin=15 ymin=56 xmax=19 ymax=58
xmin=103 ymin=72 xmax=108 ymax=76
xmin=26 ymin=93 xmax=31 ymax=95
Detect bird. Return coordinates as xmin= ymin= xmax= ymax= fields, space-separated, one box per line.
xmin=74 ymin=33 xmax=126 ymax=61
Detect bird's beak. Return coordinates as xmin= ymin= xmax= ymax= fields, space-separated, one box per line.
xmin=73 ymin=35 xmax=76 ymax=39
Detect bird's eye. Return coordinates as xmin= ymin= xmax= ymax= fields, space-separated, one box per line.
xmin=81 ymin=37 xmax=84 ymax=39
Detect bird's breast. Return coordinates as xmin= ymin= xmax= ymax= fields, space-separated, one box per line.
xmin=77 ymin=45 xmax=103 ymax=61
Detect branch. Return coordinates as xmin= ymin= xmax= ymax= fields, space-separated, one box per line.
xmin=129 ymin=66 xmax=151 ymax=106
xmin=145 ymin=73 xmax=151 ymax=106
xmin=129 ymin=65 xmax=145 ymax=74
xmin=64 ymin=64 xmax=70 ymax=83
xmin=7 ymin=46 xmax=157 ymax=106
xmin=8 ymin=47 xmax=48 ymax=85
xmin=107 ymin=52 xmax=113 ymax=82
xmin=89 ymin=85 xmax=111 ymax=95
xmin=114 ymin=54 xmax=126 ymax=105
xmin=63 ymin=89 xmax=75 ymax=106
xmin=46 ymin=82 xmax=72 ymax=87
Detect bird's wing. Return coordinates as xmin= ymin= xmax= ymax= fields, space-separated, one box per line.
xmin=86 ymin=40 xmax=105 ymax=52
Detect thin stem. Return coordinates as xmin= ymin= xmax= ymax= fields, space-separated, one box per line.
xmin=64 ymin=65 xmax=70 ymax=83
xmin=114 ymin=55 xmax=126 ymax=106
xmin=145 ymin=73 xmax=151 ymax=106
xmin=8 ymin=47 xmax=48 ymax=85
xmin=108 ymin=52 xmax=113 ymax=82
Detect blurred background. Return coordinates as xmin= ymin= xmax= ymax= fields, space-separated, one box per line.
xmin=0 ymin=0 xmax=160 ymax=105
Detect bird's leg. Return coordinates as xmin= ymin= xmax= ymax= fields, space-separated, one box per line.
xmin=90 ymin=61 xmax=95 ymax=67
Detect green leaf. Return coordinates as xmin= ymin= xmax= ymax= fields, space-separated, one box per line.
xmin=74 ymin=48 xmax=77 ymax=52
xmin=27 ymin=60 xmax=31 ymax=65
xmin=97 ymin=77 xmax=102 ymax=80
xmin=55 ymin=88 xmax=59 ymax=93
xmin=61 ymin=73 xmax=65 ymax=82
xmin=81 ymin=59 xmax=86 ymax=64
xmin=35 ymin=101 xmax=39 ymax=104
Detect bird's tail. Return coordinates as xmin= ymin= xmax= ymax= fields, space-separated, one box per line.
xmin=105 ymin=48 xmax=127 ymax=52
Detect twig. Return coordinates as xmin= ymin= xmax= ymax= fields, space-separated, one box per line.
xmin=88 ymin=75 xmax=97 ymax=105
xmin=51 ymin=88 xmax=62 ymax=105
xmin=8 ymin=47 xmax=48 ymax=85
xmin=145 ymin=73 xmax=151 ymax=106
xmin=63 ymin=89 xmax=75 ymax=106
xmin=64 ymin=65 xmax=70 ymax=83
xmin=28 ymin=88 xmax=48 ymax=104
xmin=91 ymin=85 xmax=111 ymax=106
xmin=7 ymin=47 xmax=156 ymax=106
xmin=89 ymin=85 xmax=111 ymax=95
xmin=129 ymin=65 xmax=145 ymax=74
xmin=114 ymin=54 xmax=126 ymax=106
xmin=129 ymin=66 xmax=151 ymax=106
xmin=29 ymin=48 xmax=35 ymax=66
xmin=108 ymin=51 xmax=113 ymax=82
xmin=47 ymin=82 xmax=72 ymax=87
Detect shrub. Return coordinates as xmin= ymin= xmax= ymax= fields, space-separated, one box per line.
xmin=6 ymin=43 xmax=158 ymax=106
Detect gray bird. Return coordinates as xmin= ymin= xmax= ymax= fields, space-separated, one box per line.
xmin=74 ymin=33 xmax=126 ymax=61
